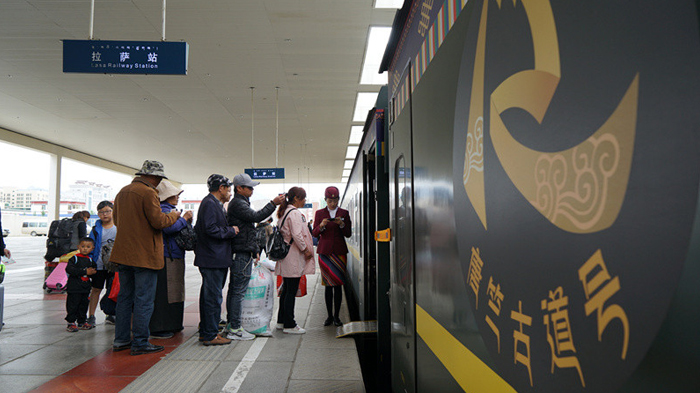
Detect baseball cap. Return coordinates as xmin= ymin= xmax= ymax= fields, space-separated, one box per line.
xmin=233 ymin=173 xmax=260 ymax=188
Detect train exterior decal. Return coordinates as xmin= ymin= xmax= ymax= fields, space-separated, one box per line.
xmin=369 ymin=0 xmax=700 ymax=392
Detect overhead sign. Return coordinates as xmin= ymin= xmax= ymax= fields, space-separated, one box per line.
xmin=63 ymin=40 xmax=189 ymax=75
xmin=303 ymin=203 xmax=313 ymax=209
xmin=244 ymin=168 xmax=285 ymax=180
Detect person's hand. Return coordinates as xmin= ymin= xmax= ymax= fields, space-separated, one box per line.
xmin=183 ymin=210 xmax=193 ymax=221
xmin=3 ymin=249 xmax=10 ymax=258
xmin=172 ymin=210 xmax=182 ymax=218
xmin=232 ymin=226 xmax=239 ymax=235
xmin=303 ymin=249 xmax=313 ymax=260
xmin=272 ymin=194 xmax=286 ymax=205
xmin=86 ymin=267 xmax=97 ymax=275
xmin=321 ymin=218 xmax=330 ymax=228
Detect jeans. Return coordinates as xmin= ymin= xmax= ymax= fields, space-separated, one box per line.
xmin=199 ymin=267 xmax=228 ymax=341
xmin=114 ymin=265 xmax=158 ymax=348
xmin=226 ymin=252 xmax=253 ymax=329
xmin=277 ymin=277 xmax=301 ymax=328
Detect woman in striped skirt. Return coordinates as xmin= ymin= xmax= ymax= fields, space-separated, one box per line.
xmin=312 ymin=186 xmax=352 ymax=327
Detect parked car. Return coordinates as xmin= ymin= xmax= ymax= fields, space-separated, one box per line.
xmin=2 ymin=229 xmax=8 ymax=237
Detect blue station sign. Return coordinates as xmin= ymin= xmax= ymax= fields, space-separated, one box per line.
xmin=245 ymin=168 xmax=285 ymax=180
xmin=63 ymin=40 xmax=189 ymax=75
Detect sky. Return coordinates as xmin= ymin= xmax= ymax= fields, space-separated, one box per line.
xmin=0 ymin=141 xmax=344 ymax=204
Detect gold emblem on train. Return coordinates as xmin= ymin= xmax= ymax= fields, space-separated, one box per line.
xmin=463 ymin=0 xmax=639 ymax=233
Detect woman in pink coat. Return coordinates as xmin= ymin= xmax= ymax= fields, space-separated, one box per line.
xmin=275 ymin=187 xmax=315 ymax=334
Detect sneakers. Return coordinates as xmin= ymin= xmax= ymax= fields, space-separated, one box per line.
xmin=130 ymin=343 xmax=164 ymax=356
xmin=79 ymin=322 xmax=94 ymax=330
xmin=283 ymin=325 xmax=306 ymax=335
xmin=105 ymin=315 xmax=116 ymax=325
xmin=87 ymin=315 xmax=97 ymax=326
xmin=202 ymin=334 xmax=232 ymax=346
xmin=275 ymin=323 xmax=284 ymax=330
xmin=226 ymin=327 xmax=255 ymax=341
xmin=66 ymin=323 xmax=79 ymax=332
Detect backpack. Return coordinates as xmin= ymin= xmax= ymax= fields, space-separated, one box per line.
xmin=101 ymin=239 xmax=117 ymax=272
xmin=255 ymin=225 xmax=269 ymax=253
xmin=266 ymin=209 xmax=295 ymax=261
xmin=174 ymin=222 xmax=197 ymax=251
xmin=44 ymin=218 xmax=75 ymax=261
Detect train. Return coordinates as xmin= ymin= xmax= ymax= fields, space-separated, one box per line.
xmin=341 ymin=0 xmax=700 ymax=392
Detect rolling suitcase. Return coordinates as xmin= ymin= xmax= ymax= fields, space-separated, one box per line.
xmin=45 ymin=262 xmax=68 ymax=293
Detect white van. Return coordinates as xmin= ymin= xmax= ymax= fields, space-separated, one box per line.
xmin=21 ymin=221 xmax=49 ymax=236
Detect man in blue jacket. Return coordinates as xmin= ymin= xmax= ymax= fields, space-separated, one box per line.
xmin=194 ymin=174 xmax=239 ymax=346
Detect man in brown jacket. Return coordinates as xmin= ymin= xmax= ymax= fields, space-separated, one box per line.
xmin=111 ymin=160 xmax=180 ymax=356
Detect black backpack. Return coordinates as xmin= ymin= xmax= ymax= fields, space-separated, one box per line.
xmin=174 ymin=222 xmax=197 ymax=251
xmin=44 ymin=218 xmax=75 ymax=261
xmin=266 ymin=209 xmax=295 ymax=261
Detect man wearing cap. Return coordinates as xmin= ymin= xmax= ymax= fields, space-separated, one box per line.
xmin=194 ymin=174 xmax=240 ymax=346
xmin=111 ymin=160 xmax=181 ymax=355
xmin=224 ymin=173 xmax=285 ymax=340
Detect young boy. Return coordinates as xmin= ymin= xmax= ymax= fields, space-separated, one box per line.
xmin=65 ymin=237 xmax=97 ymax=332
xmin=88 ymin=200 xmax=117 ymax=325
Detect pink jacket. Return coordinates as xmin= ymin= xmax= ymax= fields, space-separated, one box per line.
xmin=275 ymin=206 xmax=315 ymax=278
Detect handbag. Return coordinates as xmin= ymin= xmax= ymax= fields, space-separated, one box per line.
xmin=108 ymin=272 xmax=120 ymax=301
xmin=266 ymin=209 xmax=296 ymax=261
xmin=276 ymin=275 xmax=307 ymax=297
xmin=174 ymin=221 xmax=197 ymax=251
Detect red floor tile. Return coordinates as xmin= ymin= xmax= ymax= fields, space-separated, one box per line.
xmin=30 ymin=375 xmax=136 ymax=393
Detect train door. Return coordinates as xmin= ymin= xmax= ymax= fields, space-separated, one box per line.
xmin=389 ymin=64 xmax=415 ymax=393
xmin=364 ymin=148 xmax=377 ymax=319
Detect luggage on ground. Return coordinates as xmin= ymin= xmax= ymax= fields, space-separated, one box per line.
xmin=241 ymin=264 xmax=275 ymax=336
xmin=44 ymin=261 xmax=68 ymax=293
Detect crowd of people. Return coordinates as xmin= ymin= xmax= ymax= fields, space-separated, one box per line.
xmin=43 ymin=159 xmax=352 ymax=355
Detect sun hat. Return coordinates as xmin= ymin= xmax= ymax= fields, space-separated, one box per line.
xmin=135 ymin=160 xmax=168 ymax=178
xmin=156 ymin=180 xmax=184 ymax=202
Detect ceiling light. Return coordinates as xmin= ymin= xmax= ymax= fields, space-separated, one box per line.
xmin=349 ymin=126 xmax=363 ymax=145
xmin=374 ymin=0 xmax=404 ymax=8
xmin=353 ymin=92 xmax=379 ymax=122
xmin=344 ymin=160 xmax=353 ymax=169
xmin=343 ymin=169 xmax=351 ymax=177
xmin=341 ymin=177 xmax=349 ymax=183
xmin=360 ymin=27 xmax=392 ymax=85
xmin=346 ymin=146 xmax=359 ymax=159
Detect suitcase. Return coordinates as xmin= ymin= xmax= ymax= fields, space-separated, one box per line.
xmin=0 ymin=284 xmax=4 ymax=332
xmin=45 ymin=262 xmax=68 ymax=293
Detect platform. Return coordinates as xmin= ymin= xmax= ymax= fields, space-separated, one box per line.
xmin=0 ymin=238 xmax=364 ymax=393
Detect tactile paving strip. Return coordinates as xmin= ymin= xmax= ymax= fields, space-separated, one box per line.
xmin=121 ymin=358 xmax=219 ymax=393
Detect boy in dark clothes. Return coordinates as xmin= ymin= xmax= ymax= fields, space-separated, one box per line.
xmin=65 ymin=237 xmax=97 ymax=332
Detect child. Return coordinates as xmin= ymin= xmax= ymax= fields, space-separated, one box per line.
xmin=88 ymin=200 xmax=117 ymax=325
xmin=65 ymin=237 xmax=97 ymax=332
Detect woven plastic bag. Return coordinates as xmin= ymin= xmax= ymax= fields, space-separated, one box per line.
xmin=241 ymin=264 xmax=275 ymax=336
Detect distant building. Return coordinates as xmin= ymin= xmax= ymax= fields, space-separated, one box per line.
xmin=63 ymin=180 xmax=114 ymax=212
xmin=0 ymin=187 xmax=49 ymax=210
xmin=30 ymin=201 xmax=87 ymax=216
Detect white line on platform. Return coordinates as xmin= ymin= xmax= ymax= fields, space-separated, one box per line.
xmin=7 ymin=266 xmax=45 ymax=274
xmin=5 ymin=294 xmax=48 ymax=300
xmin=221 ymin=337 xmax=268 ymax=393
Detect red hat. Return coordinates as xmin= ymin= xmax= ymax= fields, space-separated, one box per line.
xmin=325 ymin=186 xmax=340 ymax=199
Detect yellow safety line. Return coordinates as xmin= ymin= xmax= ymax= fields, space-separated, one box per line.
xmin=416 ymin=305 xmax=516 ymax=393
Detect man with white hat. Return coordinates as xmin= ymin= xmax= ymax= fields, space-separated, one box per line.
xmin=224 ymin=173 xmax=285 ymax=340
xmin=111 ymin=160 xmax=181 ymax=355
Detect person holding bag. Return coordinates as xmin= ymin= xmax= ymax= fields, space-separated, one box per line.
xmin=275 ymin=187 xmax=315 ymax=334
xmin=149 ymin=180 xmax=193 ymax=338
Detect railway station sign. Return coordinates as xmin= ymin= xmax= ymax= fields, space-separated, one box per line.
xmin=244 ymin=168 xmax=285 ymax=180
xmin=63 ymin=40 xmax=189 ymax=75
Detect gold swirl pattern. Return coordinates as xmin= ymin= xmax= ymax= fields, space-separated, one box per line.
xmin=463 ymin=117 xmax=485 ymax=186
xmin=532 ymin=134 xmax=621 ymax=231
